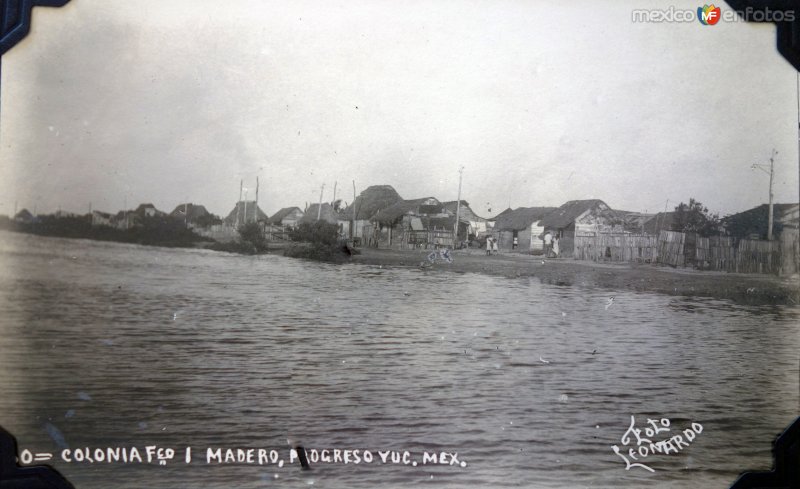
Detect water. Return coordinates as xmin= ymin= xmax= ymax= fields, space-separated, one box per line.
xmin=0 ymin=231 xmax=797 ymax=488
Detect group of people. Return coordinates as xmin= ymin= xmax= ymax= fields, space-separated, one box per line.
xmin=543 ymin=231 xmax=560 ymax=258
xmin=482 ymin=231 xmax=560 ymax=257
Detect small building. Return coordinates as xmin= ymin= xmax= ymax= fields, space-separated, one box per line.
xmin=538 ymin=199 xmax=620 ymax=257
xmin=492 ymin=207 xmax=557 ymax=251
xmin=339 ymin=185 xmax=403 ymax=239
xmin=300 ymin=203 xmax=340 ymax=226
xmin=642 ymin=212 xmax=677 ymax=236
xmin=442 ymin=200 xmax=489 ymax=236
xmin=224 ymin=201 xmax=269 ymax=227
xmin=91 ymin=210 xmax=114 ymax=227
xmin=13 ymin=209 xmax=35 ymax=223
xmin=270 ymin=207 xmax=304 ymax=228
xmin=170 ymin=203 xmax=214 ymax=225
xmin=722 ymin=203 xmax=799 ymax=239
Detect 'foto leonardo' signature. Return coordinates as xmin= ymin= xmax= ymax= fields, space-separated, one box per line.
xmin=611 ymin=415 xmax=703 ymax=472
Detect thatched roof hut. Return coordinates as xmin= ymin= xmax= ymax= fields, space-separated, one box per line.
xmin=270 ymin=206 xmax=304 ymax=225
xmin=170 ymin=203 xmax=211 ymax=221
xmin=642 ymin=211 xmax=676 ymax=235
xmin=224 ymin=201 xmax=269 ymax=226
xmin=493 ymin=207 xmax=555 ymax=231
xmin=13 ymin=209 xmax=34 ymax=222
xmin=371 ymin=197 xmax=437 ymax=226
xmin=340 ymin=185 xmax=403 ymax=220
xmin=300 ymin=203 xmax=339 ymax=225
xmin=539 ymin=200 xmax=614 ymax=229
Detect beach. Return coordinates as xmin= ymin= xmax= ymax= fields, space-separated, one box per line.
xmin=347 ymin=247 xmax=800 ymax=306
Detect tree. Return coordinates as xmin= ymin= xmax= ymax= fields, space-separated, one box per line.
xmin=672 ymin=198 xmax=721 ymax=237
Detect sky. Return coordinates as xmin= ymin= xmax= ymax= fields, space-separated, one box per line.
xmin=1 ymin=0 xmax=798 ymax=219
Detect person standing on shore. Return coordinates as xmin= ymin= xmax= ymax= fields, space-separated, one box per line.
xmin=543 ymin=231 xmax=553 ymax=257
xmin=492 ymin=237 xmax=499 ymax=255
xmin=486 ymin=236 xmax=492 ymax=256
xmin=552 ymin=235 xmax=560 ymax=258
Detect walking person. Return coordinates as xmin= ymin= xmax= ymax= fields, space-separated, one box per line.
xmin=485 ymin=236 xmax=492 ymax=256
xmin=552 ymin=235 xmax=560 ymax=258
xmin=492 ymin=236 xmax=499 ymax=255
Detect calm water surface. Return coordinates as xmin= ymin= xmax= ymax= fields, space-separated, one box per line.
xmin=0 ymin=231 xmax=797 ymax=488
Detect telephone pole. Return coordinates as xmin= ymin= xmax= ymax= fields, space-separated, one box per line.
xmin=317 ymin=183 xmax=325 ymax=221
xmin=453 ymin=166 xmax=464 ymax=247
xmin=751 ymin=149 xmax=777 ymax=240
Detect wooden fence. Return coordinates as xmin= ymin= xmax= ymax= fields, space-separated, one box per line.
xmin=573 ymin=229 xmax=799 ymax=276
xmin=574 ymin=234 xmax=657 ymax=262
xmin=398 ymin=229 xmax=455 ymax=249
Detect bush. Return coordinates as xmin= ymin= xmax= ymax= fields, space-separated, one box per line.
xmin=237 ymin=222 xmax=267 ymax=251
xmin=289 ymin=221 xmax=339 ymax=246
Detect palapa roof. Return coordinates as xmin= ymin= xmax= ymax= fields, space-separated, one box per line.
xmin=721 ymin=203 xmax=799 ymax=237
xmin=341 ymin=185 xmax=403 ymax=220
xmin=642 ymin=211 xmax=676 ymax=235
xmin=442 ymin=200 xmax=486 ymax=221
xmin=489 ymin=207 xmax=514 ymax=221
xmin=224 ymin=201 xmax=269 ymax=225
xmin=269 ymin=206 xmax=303 ymax=224
xmin=14 ymin=209 xmax=34 ymax=221
xmin=300 ymin=203 xmax=339 ymax=224
xmin=539 ymin=199 xmax=612 ymax=229
xmin=371 ymin=197 xmax=437 ymax=225
xmin=170 ymin=203 xmax=210 ymax=221
xmin=493 ymin=207 xmax=556 ymax=231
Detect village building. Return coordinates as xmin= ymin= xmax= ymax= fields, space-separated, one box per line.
xmin=442 ymin=200 xmax=488 ymax=237
xmin=170 ymin=203 xmax=217 ymax=227
xmin=537 ymin=199 xmax=620 ymax=257
xmin=722 ymin=203 xmax=800 ymax=239
xmin=91 ymin=210 xmax=114 ymax=227
xmin=224 ymin=201 xmax=269 ymax=227
xmin=339 ymin=185 xmax=404 ymax=240
xmin=269 ymin=207 xmax=304 ymax=228
xmin=642 ymin=211 xmax=677 ymax=236
xmin=13 ymin=209 xmax=35 ymax=223
xmin=299 ymin=203 xmax=340 ymax=226
xmin=369 ymin=197 xmax=471 ymax=248
xmin=492 ymin=207 xmax=557 ymax=252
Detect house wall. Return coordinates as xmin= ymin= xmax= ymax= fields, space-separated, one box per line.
xmin=530 ymin=222 xmax=545 ymax=250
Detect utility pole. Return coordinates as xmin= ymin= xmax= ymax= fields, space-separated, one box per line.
xmin=332 ymin=181 xmax=337 ymax=206
xmin=453 ymin=166 xmax=464 ymax=248
xmin=317 ymin=183 xmax=325 ymax=221
xmin=352 ymin=180 xmax=358 ymax=239
xmin=751 ymin=149 xmax=777 ymax=240
xmin=236 ymin=180 xmax=243 ymax=229
xmin=244 ymin=188 xmax=249 ymax=225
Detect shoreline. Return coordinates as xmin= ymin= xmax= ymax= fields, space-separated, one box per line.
xmin=3 ymin=229 xmax=797 ymax=305
xmin=347 ymin=247 xmax=800 ymax=306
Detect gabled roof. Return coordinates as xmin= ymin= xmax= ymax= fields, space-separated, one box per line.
xmin=340 ymin=185 xmax=403 ymax=220
xmin=270 ymin=206 xmax=303 ymax=224
xmin=539 ymin=199 xmax=611 ymax=228
xmin=170 ymin=203 xmax=210 ymax=220
xmin=643 ymin=212 xmax=676 ymax=235
xmin=371 ymin=197 xmax=438 ymax=225
xmin=493 ymin=207 xmax=556 ymax=231
xmin=300 ymin=203 xmax=339 ymax=225
xmin=224 ymin=201 xmax=269 ymax=225
xmin=721 ymin=203 xmax=799 ymax=238
xmin=489 ymin=207 xmax=514 ymax=221
xmin=14 ymin=209 xmax=34 ymax=221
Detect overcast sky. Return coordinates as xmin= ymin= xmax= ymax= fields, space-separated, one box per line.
xmin=1 ymin=0 xmax=798 ymax=219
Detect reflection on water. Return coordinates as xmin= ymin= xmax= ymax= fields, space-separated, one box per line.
xmin=0 ymin=231 xmax=797 ymax=488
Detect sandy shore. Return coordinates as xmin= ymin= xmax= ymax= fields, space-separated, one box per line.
xmin=345 ymin=247 xmax=800 ymax=306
